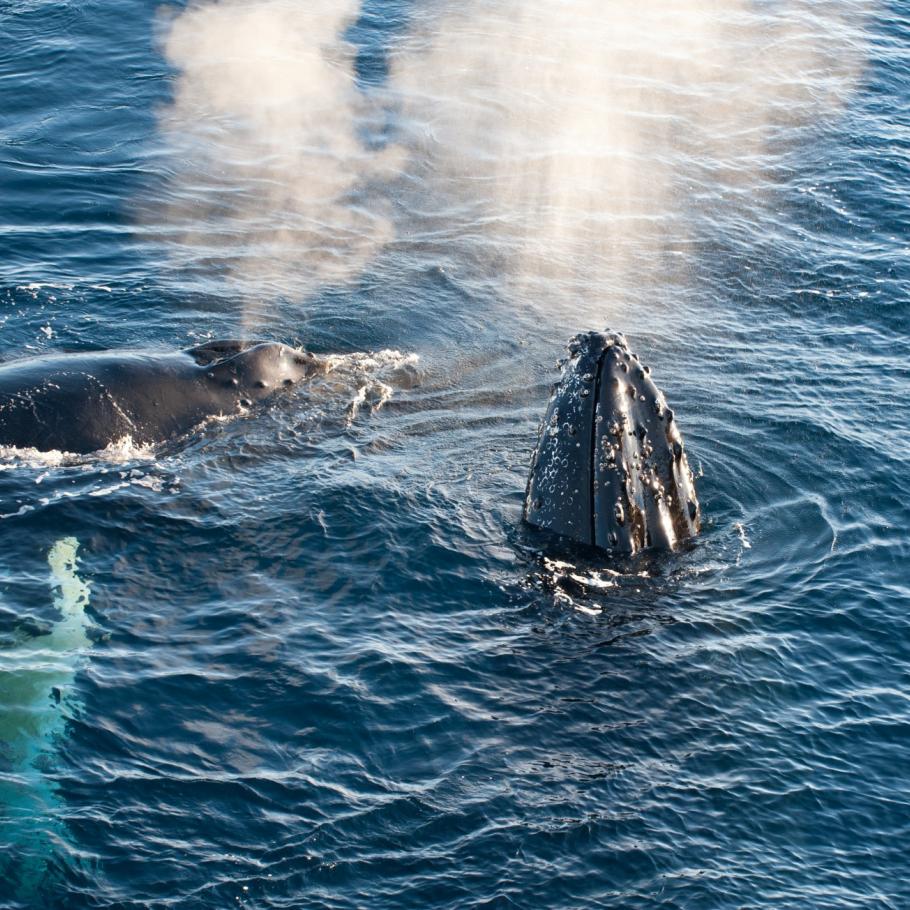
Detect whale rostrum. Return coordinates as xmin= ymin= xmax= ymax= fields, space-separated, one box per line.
xmin=0 ymin=340 xmax=326 ymax=455
xmin=524 ymin=331 xmax=700 ymax=555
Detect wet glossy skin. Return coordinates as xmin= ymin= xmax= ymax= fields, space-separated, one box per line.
xmin=0 ymin=340 xmax=324 ymax=454
xmin=524 ymin=331 xmax=700 ymax=555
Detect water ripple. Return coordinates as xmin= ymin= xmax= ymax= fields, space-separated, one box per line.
xmin=1 ymin=0 xmax=909 ymax=907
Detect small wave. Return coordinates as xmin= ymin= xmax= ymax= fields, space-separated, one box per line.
xmin=13 ymin=281 xmax=116 ymax=294
xmin=15 ymin=282 xmax=74 ymax=292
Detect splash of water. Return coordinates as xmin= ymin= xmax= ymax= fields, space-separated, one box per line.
xmin=0 ymin=435 xmax=158 ymax=472
xmin=150 ymin=0 xmax=870 ymax=327
xmin=317 ymin=349 xmax=419 ymax=423
xmin=387 ymin=0 xmax=871 ymax=314
xmin=153 ymin=0 xmax=400 ymax=308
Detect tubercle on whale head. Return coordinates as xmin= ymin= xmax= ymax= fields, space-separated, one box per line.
xmin=524 ymin=330 xmax=700 ymax=556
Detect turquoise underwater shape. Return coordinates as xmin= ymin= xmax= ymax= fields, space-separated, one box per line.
xmin=0 ymin=538 xmax=91 ymax=902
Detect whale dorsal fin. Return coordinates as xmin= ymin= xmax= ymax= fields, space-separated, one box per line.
xmin=186 ymin=340 xmax=256 ymax=367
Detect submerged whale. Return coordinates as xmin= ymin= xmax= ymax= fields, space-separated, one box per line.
xmin=0 ymin=537 xmax=92 ymax=898
xmin=0 ymin=340 xmax=325 ymax=454
xmin=524 ymin=331 xmax=700 ymax=555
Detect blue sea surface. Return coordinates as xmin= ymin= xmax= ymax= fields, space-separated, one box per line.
xmin=1 ymin=1 xmax=908 ymax=907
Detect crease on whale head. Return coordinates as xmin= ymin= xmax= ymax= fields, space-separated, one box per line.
xmin=524 ymin=330 xmax=700 ymax=556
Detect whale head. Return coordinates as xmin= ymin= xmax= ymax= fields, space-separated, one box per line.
xmin=188 ymin=340 xmax=326 ymax=402
xmin=524 ymin=331 xmax=700 ymax=556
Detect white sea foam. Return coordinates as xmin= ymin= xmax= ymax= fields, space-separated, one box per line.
xmin=0 ymin=435 xmax=157 ymax=471
xmin=323 ymin=349 xmax=419 ymax=423
xmin=323 ymin=349 xmax=420 ymax=375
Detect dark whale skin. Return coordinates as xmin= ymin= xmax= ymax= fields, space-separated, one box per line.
xmin=524 ymin=331 xmax=700 ymax=555
xmin=0 ymin=340 xmax=324 ymax=454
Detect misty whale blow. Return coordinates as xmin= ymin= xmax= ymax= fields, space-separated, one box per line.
xmin=525 ymin=331 xmax=700 ymax=555
xmin=0 ymin=341 xmax=325 ymax=454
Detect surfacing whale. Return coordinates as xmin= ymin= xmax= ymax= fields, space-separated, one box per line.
xmin=524 ymin=331 xmax=700 ymax=555
xmin=0 ymin=340 xmax=325 ymax=454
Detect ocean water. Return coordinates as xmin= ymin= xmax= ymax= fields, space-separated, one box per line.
xmin=1 ymin=0 xmax=908 ymax=907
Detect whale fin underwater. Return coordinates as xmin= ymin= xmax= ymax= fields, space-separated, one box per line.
xmin=524 ymin=331 xmax=700 ymax=556
xmin=0 ymin=340 xmax=326 ymax=455
xmin=0 ymin=537 xmax=92 ymax=900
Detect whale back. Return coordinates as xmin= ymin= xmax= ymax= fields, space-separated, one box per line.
xmin=0 ymin=341 xmax=324 ymax=454
xmin=0 ymin=351 xmax=200 ymax=453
